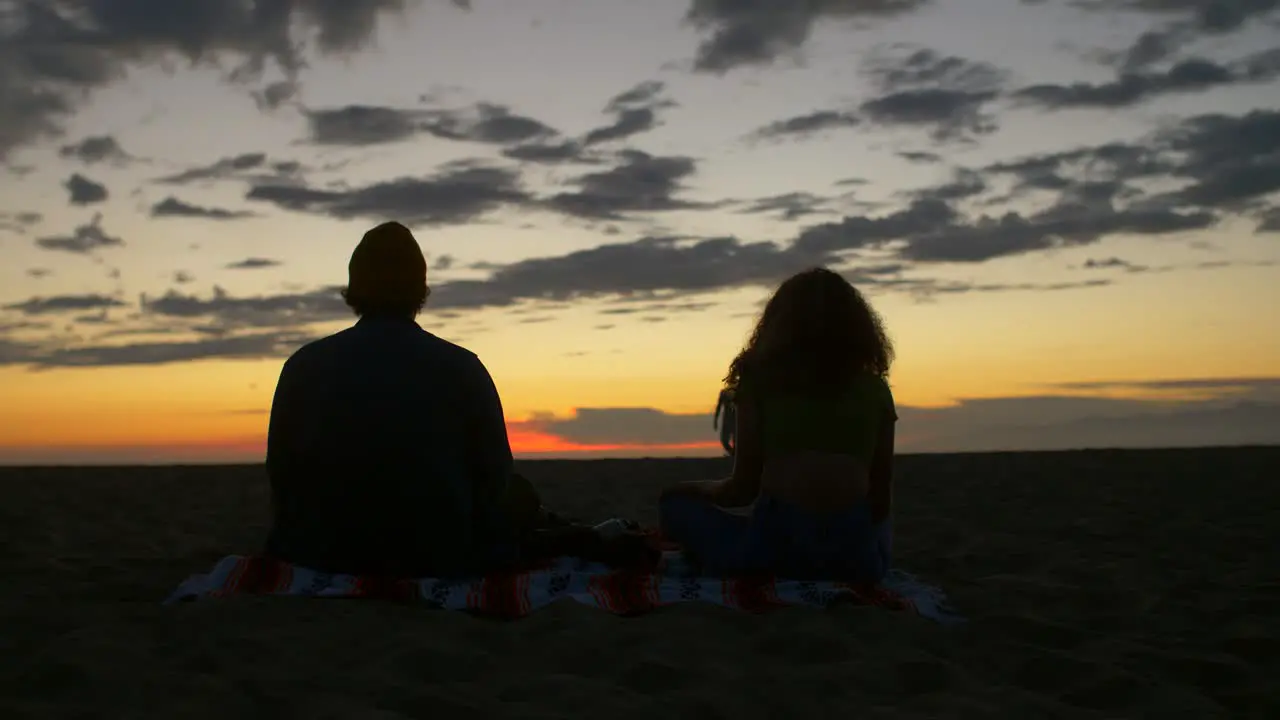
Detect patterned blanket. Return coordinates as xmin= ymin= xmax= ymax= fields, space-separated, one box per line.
xmin=167 ymin=551 xmax=963 ymax=624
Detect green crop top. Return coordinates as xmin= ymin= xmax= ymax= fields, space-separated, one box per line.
xmin=738 ymin=370 xmax=896 ymax=465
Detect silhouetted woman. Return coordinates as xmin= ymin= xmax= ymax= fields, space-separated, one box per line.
xmin=660 ymin=267 xmax=896 ymax=583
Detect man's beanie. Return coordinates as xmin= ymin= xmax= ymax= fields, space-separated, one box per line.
xmin=346 ymin=221 xmax=427 ymax=304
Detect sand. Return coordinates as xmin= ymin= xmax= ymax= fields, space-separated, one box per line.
xmin=1 ymin=447 xmax=1277 ymax=718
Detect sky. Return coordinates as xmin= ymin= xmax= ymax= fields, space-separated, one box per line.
xmin=1 ymin=0 xmax=1279 ymax=464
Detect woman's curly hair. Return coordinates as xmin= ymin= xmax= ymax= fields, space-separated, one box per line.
xmin=725 ymin=267 xmax=893 ymax=395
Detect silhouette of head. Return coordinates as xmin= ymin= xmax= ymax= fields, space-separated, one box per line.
xmin=342 ymin=221 xmax=430 ymax=318
xmin=726 ymin=267 xmax=893 ymax=393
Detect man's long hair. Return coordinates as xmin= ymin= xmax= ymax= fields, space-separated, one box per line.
xmin=725 ymin=267 xmax=893 ymax=395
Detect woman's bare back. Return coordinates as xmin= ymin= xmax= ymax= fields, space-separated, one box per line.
xmin=760 ymin=450 xmax=869 ymax=513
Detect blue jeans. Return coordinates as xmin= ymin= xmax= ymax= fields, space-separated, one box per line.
xmin=659 ymin=493 xmax=892 ymax=583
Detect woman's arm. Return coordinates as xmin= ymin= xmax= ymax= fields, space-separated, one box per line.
xmin=867 ymin=411 xmax=895 ymax=524
xmin=708 ymin=391 xmax=763 ymax=508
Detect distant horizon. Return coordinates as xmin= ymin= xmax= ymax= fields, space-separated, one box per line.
xmin=2 ymin=442 xmax=1276 ymax=468
xmin=3 ymin=1 xmax=1279 ymax=463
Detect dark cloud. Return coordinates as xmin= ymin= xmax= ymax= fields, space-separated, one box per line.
xmin=26 ymin=331 xmax=317 ymax=369
xmin=502 ymin=141 xmax=587 ymax=165
xmin=0 ymin=1 xmax=468 ymax=159
xmin=911 ymin=168 xmax=986 ymax=202
xmin=173 ymin=271 xmax=195 ymax=284
xmin=65 ymin=173 xmax=108 ymax=205
xmin=2 ymin=294 xmax=126 ymax=315
xmin=225 ymin=257 xmax=282 ymax=270
xmin=154 ymin=152 xmax=305 ymax=185
xmin=684 ymin=0 xmax=933 ymax=73
xmin=583 ymin=108 xmax=660 ymax=146
xmin=524 ymin=380 xmax=1280 ymax=451
xmin=253 ymin=79 xmax=298 ymax=111
xmin=304 ymin=105 xmax=422 ymax=145
xmin=247 ymin=165 xmax=529 ymax=225
xmin=582 ymin=80 xmax=674 ymax=146
xmin=151 ymin=196 xmax=254 ymax=220
xmin=425 ymin=103 xmax=558 ymax=145
xmin=1082 ymin=257 xmax=1149 ymax=272
xmin=544 ymin=150 xmax=703 ymax=220
xmin=140 ymin=286 xmax=348 ymax=331
xmin=1259 ymin=207 xmax=1280 ymax=232
xmin=432 ymin=254 xmax=454 ymax=271
xmin=1079 ymin=0 xmax=1280 ymax=70
xmin=982 ymin=108 xmax=1280 ymax=216
xmin=860 ymin=88 xmax=999 ymax=140
xmin=864 ymin=47 xmax=1005 ymax=93
xmin=858 ymin=48 xmax=1005 ymax=140
xmin=738 ymin=192 xmax=832 ymax=220
xmin=26 ymin=268 xmax=53 ymax=279
xmin=749 ymin=110 xmax=861 ymax=141
xmin=1050 ymin=376 xmax=1280 ymax=392
xmin=58 ymin=135 xmax=129 ymax=164
xmin=34 ymin=215 xmax=124 ymax=254
xmin=900 ymin=392 xmax=1280 ymax=452
xmin=898 ymin=150 xmax=943 ymax=164
xmin=898 ymin=205 xmax=1215 ymax=263
xmin=0 ymin=211 xmax=42 ymax=234
xmin=605 ymin=80 xmax=668 ymax=112
xmin=1013 ymin=51 xmax=1280 ymax=110
xmin=529 ymin=407 xmax=714 ymax=446
xmin=428 ymin=234 xmax=825 ymax=310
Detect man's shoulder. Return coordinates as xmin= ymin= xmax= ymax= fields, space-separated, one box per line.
xmin=416 ymin=329 xmax=482 ymax=365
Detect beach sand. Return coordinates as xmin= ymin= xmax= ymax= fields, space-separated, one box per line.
xmin=2 ymin=447 xmax=1277 ymax=718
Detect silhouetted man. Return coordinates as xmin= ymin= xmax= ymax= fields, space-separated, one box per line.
xmin=264 ymin=222 xmax=517 ymax=577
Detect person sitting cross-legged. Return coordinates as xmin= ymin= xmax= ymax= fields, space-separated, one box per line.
xmin=263 ymin=221 xmax=529 ymax=578
xmin=659 ymin=267 xmax=896 ymax=584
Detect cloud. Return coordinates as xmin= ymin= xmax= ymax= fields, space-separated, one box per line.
xmin=225 ymin=257 xmax=282 ymax=270
xmin=738 ymin=192 xmax=834 ymax=220
xmin=1259 ymin=207 xmax=1280 ymax=233
xmin=24 ymin=331 xmax=317 ymax=369
xmin=58 ymin=135 xmax=130 ymax=164
xmin=140 ymin=285 xmax=348 ymax=331
xmin=1013 ymin=51 xmax=1280 ymax=110
xmin=684 ymin=0 xmax=933 ymax=73
xmin=749 ymin=110 xmax=861 ymax=141
xmin=173 ymin=271 xmax=195 ymax=284
xmin=151 ymin=196 xmax=254 ymax=220
xmin=898 ymin=150 xmax=943 ymax=164
xmin=432 ymin=254 xmax=454 ymax=271
xmin=857 ymin=48 xmax=1006 ymax=141
xmin=305 ymin=105 xmax=429 ymax=146
xmin=526 ymin=407 xmax=715 ymax=446
xmin=26 ymin=268 xmax=53 ymax=279
xmin=519 ymin=378 xmax=1280 ymax=452
xmin=1079 ymin=0 xmax=1280 ymax=71
xmin=502 ymin=140 xmax=588 ymax=165
xmin=1082 ymin=256 xmax=1149 ymax=272
xmin=582 ymin=108 xmax=660 ymax=146
xmin=544 ymin=150 xmax=703 ymax=220
xmin=154 ymin=152 xmax=304 ymax=185
xmin=896 ymin=204 xmax=1215 ymax=263
xmin=0 ymin=211 xmax=42 ymax=235
xmin=306 ymin=102 xmax=558 ymax=147
xmin=425 ymin=103 xmax=559 ymax=145
xmin=0 ymin=0 xmax=468 ymax=159
xmin=582 ymin=80 xmax=674 ymax=146
xmin=899 ymin=392 xmax=1280 ymax=452
xmin=2 ymin=294 xmax=126 ymax=315
xmin=33 ymin=215 xmax=124 ymax=254
xmin=64 ymin=173 xmax=108 ymax=205
xmin=247 ymin=165 xmax=529 ymax=225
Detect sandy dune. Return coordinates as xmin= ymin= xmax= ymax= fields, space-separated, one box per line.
xmin=2 ymin=447 xmax=1277 ymax=718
